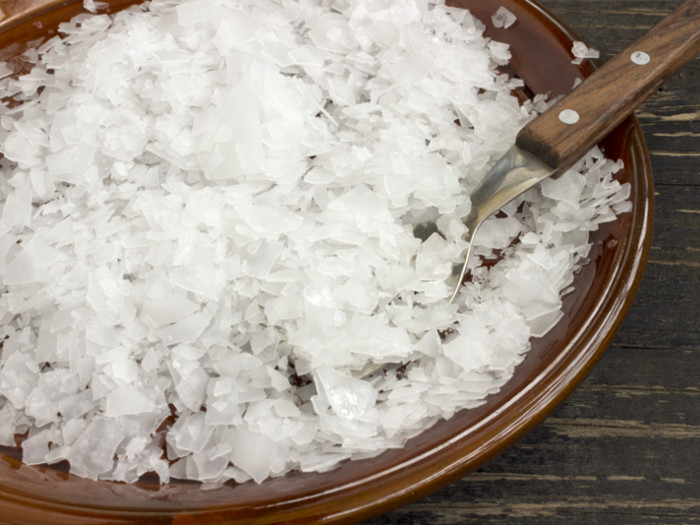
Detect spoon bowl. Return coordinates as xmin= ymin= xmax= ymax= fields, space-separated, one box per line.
xmin=434 ymin=0 xmax=699 ymax=302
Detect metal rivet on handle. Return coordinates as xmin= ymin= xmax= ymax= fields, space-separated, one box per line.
xmin=559 ymin=109 xmax=580 ymax=125
xmin=631 ymin=51 xmax=651 ymax=65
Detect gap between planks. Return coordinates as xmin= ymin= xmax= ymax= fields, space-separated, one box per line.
xmin=577 ymin=383 xmax=700 ymax=396
xmin=466 ymin=473 xmax=688 ymax=483
xmin=401 ymin=498 xmax=700 ymax=519
xmin=637 ymin=111 xmax=700 ymax=122
xmin=647 ymin=259 xmax=700 ymax=268
xmin=542 ymin=417 xmax=700 ymax=438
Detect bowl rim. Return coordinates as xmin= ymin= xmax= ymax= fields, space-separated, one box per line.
xmin=0 ymin=0 xmax=654 ymax=523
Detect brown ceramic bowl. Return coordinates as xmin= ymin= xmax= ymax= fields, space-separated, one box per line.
xmin=0 ymin=0 xmax=652 ymax=523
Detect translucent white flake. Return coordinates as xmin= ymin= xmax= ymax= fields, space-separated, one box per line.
xmin=571 ymin=41 xmax=600 ymax=65
xmin=314 ymin=366 xmax=377 ymax=419
xmin=491 ymin=7 xmax=517 ymax=29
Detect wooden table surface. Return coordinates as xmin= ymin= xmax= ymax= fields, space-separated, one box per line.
xmin=362 ymin=1 xmax=700 ymax=523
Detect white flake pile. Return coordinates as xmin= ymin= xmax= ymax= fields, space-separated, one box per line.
xmin=0 ymin=0 xmax=631 ymax=484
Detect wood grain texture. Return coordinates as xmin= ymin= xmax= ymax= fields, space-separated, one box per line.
xmin=517 ymin=0 xmax=700 ymax=172
xmin=361 ymin=1 xmax=700 ymax=523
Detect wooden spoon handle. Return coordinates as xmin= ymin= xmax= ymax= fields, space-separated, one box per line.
xmin=516 ymin=0 xmax=700 ymax=171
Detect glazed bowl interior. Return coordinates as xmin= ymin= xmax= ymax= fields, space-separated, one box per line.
xmin=0 ymin=0 xmax=652 ymax=523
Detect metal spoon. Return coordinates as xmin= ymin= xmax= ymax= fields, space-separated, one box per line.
xmin=360 ymin=0 xmax=700 ymax=379
xmin=434 ymin=0 xmax=700 ymax=303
